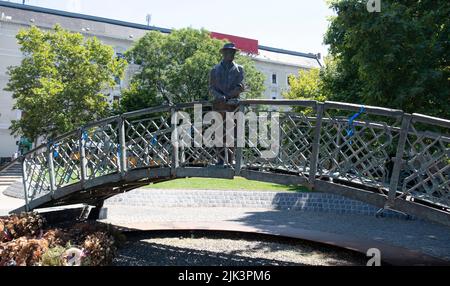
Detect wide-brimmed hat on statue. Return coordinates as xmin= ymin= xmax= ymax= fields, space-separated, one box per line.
xmin=220 ymin=43 xmax=240 ymax=52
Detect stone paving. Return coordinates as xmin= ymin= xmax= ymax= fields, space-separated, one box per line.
xmin=105 ymin=189 xmax=404 ymax=218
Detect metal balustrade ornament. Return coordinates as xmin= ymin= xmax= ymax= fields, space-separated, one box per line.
xmin=16 ymin=100 xmax=450 ymax=226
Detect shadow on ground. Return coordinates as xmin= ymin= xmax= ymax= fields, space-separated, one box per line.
xmin=226 ymin=208 xmax=450 ymax=263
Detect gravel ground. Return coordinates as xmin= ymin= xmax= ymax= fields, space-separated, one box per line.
xmin=113 ymin=231 xmax=367 ymax=266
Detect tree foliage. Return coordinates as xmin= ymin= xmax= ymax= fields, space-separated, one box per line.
xmin=323 ymin=0 xmax=450 ymax=119
xmin=119 ymin=28 xmax=265 ymax=112
xmin=283 ymin=68 xmax=327 ymax=102
xmin=5 ymin=25 xmax=127 ymax=141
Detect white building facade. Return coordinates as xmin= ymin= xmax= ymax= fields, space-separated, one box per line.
xmin=0 ymin=1 xmax=321 ymax=161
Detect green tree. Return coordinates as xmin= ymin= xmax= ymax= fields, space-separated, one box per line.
xmin=5 ymin=25 xmax=127 ymax=142
xmin=119 ymin=28 xmax=265 ymax=112
xmin=283 ymin=68 xmax=327 ymax=102
xmin=323 ymin=0 xmax=450 ymax=119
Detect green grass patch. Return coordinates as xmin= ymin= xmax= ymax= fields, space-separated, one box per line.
xmin=145 ymin=177 xmax=310 ymax=193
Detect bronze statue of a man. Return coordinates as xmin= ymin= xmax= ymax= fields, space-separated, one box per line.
xmin=209 ymin=43 xmax=245 ymax=112
xmin=209 ymin=43 xmax=245 ymax=166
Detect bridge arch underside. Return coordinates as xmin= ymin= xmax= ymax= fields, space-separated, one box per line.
xmin=14 ymin=100 xmax=450 ymax=227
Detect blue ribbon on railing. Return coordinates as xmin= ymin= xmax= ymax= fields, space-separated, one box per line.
xmin=151 ymin=136 xmax=157 ymax=146
xmin=53 ymin=149 xmax=59 ymax=159
xmin=117 ymin=144 xmax=122 ymax=159
xmin=346 ymin=106 xmax=365 ymax=144
xmin=47 ymin=140 xmax=59 ymax=159
xmin=82 ymin=131 xmax=88 ymax=141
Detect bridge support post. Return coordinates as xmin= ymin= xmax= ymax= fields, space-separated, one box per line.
xmin=47 ymin=143 xmax=56 ymax=196
xmin=79 ymin=128 xmax=88 ymax=186
xmin=171 ymin=107 xmax=179 ymax=177
xmin=21 ymin=156 xmax=29 ymax=212
xmin=234 ymin=104 xmax=245 ymax=176
xmin=118 ymin=117 xmax=127 ymax=176
xmin=87 ymin=200 xmax=105 ymax=221
xmin=386 ymin=114 xmax=411 ymax=207
xmin=308 ymin=103 xmax=324 ymax=188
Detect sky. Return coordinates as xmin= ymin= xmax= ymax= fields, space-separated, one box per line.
xmin=6 ymin=0 xmax=335 ymax=57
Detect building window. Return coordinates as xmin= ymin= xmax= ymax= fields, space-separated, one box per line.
xmin=272 ymin=73 xmax=277 ymax=85
xmin=114 ymin=46 xmax=126 ymax=60
xmin=116 ymin=52 xmax=125 ymax=60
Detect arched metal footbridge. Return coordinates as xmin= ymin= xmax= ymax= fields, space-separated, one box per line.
xmin=11 ymin=100 xmax=450 ymax=226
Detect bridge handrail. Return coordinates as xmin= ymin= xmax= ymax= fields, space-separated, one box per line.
xmin=324 ymin=101 xmax=404 ymax=117
xmin=240 ymin=99 xmax=317 ymax=107
xmin=412 ymin=113 xmax=450 ymax=129
xmin=19 ymin=100 xmax=450 ymax=159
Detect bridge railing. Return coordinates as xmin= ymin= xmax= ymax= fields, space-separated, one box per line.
xmin=319 ymin=102 xmax=404 ymax=191
xmin=22 ymin=144 xmax=50 ymax=207
xmin=238 ymin=100 xmax=318 ymax=178
xmin=19 ymin=100 xmax=450 ymax=218
xmin=395 ymin=113 xmax=450 ymax=208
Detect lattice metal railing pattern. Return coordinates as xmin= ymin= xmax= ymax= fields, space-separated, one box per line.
xmin=317 ymin=109 xmax=402 ymax=189
xmin=242 ymin=105 xmax=316 ymax=176
xmin=22 ymin=146 xmax=51 ymax=202
xmin=125 ymin=113 xmax=173 ymax=170
xmin=19 ymin=100 xmax=450 ymax=216
xmin=177 ymin=105 xmax=230 ymax=168
xmin=398 ymin=116 xmax=450 ymax=207
xmin=51 ymin=134 xmax=82 ymax=189
xmin=84 ymin=122 xmax=120 ymax=180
